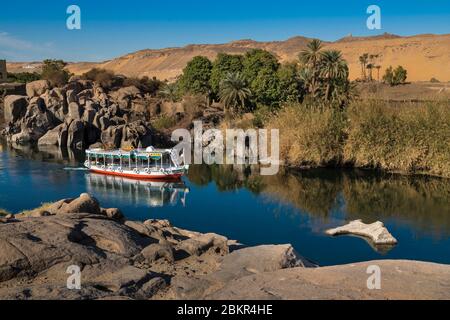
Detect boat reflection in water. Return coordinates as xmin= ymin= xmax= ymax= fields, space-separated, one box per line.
xmin=86 ymin=173 xmax=189 ymax=207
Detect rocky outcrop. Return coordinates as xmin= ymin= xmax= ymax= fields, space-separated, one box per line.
xmin=26 ymin=80 xmax=51 ymax=98
xmin=326 ymin=219 xmax=398 ymax=245
xmin=0 ymin=195 xmax=448 ymax=300
xmin=3 ymin=95 xmax=28 ymax=123
xmin=38 ymin=123 xmax=68 ymax=147
xmin=2 ymin=78 xmax=223 ymax=149
xmin=2 ymin=80 xmax=161 ymax=149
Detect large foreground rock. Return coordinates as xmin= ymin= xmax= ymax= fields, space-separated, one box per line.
xmin=326 ymin=219 xmax=398 ymax=245
xmin=0 ymin=195 xmax=448 ymax=300
xmin=207 ymin=260 xmax=450 ymax=300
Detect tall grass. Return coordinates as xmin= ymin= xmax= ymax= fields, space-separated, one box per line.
xmin=345 ymin=100 xmax=450 ymax=177
xmin=266 ymin=104 xmax=347 ymax=168
xmin=265 ymin=100 xmax=450 ymax=178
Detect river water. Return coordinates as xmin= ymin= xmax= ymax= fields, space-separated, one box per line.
xmin=1 ymin=141 xmax=449 ymax=266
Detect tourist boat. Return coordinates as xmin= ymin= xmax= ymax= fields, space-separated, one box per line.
xmin=84 ymin=147 xmax=189 ymax=180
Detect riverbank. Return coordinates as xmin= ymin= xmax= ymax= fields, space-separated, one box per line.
xmin=265 ymin=99 xmax=450 ymax=179
xmin=0 ymin=193 xmax=449 ymax=300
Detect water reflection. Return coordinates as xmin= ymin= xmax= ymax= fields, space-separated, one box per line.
xmin=86 ymin=173 xmax=189 ymax=207
xmin=3 ymin=140 xmax=84 ymax=165
xmin=1 ymin=141 xmax=450 ymax=265
xmin=188 ymin=164 xmax=450 ymax=237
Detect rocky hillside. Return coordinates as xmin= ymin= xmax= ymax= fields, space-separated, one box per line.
xmin=1 ymin=193 xmax=449 ymax=300
xmin=1 ymin=79 xmax=224 ymax=149
xmin=58 ymin=33 xmax=450 ymax=82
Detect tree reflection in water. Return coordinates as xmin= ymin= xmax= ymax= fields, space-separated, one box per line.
xmin=188 ymin=164 xmax=450 ymax=238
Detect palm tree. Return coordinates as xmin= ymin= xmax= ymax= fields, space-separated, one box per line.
xmin=219 ymin=72 xmax=251 ymax=113
xmin=331 ymin=80 xmax=358 ymax=110
xmin=299 ymin=39 xmax=324 ymax=96
xmin=321 ymin=50 xmax=349 ymax=100
xmin=366 ymin=63 xmax=374 ymax=81
xmin=160 ymin=83 xmax=178 ymax=102
xmin=358 ymin=53 xmax=369 ymax=80
xmin=375 ymin=65 xmax=381 ymax=82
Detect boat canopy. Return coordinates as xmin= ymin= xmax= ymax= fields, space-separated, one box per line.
xmin=86 ymin=147 xmax=185 ymax=164
xmin=86 ymin=148 xmax=171 ymax=160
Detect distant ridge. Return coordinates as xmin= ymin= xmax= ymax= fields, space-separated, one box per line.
xmin=8 ymin=33 xmax=450 ymax=82
xmin=336 ymin=32 xmax=402 ymax=42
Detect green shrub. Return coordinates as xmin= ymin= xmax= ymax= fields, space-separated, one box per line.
xmin=41 ymin=59 xmax=70 ymax=86
xmin=151 ymin=115 xmax=177 ymax=130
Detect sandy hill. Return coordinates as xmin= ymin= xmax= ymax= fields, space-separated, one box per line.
xmin=9 ymin=33 xmax=450 ymax=82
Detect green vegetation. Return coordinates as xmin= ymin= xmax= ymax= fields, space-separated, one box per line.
xmin=41 ymin=59 xmax=71 ymax=86
xmin=178 ymin=56 xmax=213 ymax=98
xmin=210 ymin=53 xmax=243 ymax=97
xmin=358 ymin=53 xmax=381 ymax=82
xmin=383 ymin=65 xmax=408 ymax=86
xmin=151 ymin=114 xmax=177 ymax=130
xmin=7 ymin=72 xmax=41 ymax=83
xmin=266 ymin=100 xmax=450 ymax=178
xmin=159 ymin=83 xmax=180 ymax=102
xmin=219 ymin=72 xmax=251 ymax=113
xmin=81 ymin=68 xmax=116 ymax=88
xmin=123 ymin=76 xmax=164 ymax=95
xmin=176 ymin=39 xmax=353 ymax=112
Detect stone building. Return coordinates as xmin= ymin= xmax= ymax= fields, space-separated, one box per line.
xmin=0 ymin=60 xmax=7 ymax=83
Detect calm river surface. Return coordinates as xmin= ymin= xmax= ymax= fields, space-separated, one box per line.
xmin=1 ymin=141 xmax=449 ymax=266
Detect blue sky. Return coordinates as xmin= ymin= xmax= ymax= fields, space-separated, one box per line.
xmin=0 ymin=0 xmax=449 ymax=62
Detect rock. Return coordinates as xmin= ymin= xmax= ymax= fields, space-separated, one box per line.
xmin=77 ymin=89 xmax=94 ymax=107
xmin=177 ymin=233 xmax=229 ymax=256
xmin=26 ymin=80 xmax=50 ymax=97
xmin=101 ymin=208 xmax=124 ymax=221
xmin=116 ymin=86 xmax=141 ymax=101
xmin=325 ymin=219 xmax=398 ymax=245
xmin=161 ymin=101 xmax=184 ymax=117
xmin=208 ymin=260 xmax=450 ymax=300
xmin=99 ymin=116 xmax=111 ymax=131
xmin=144 ymin=219 xmax=172 ymax=229
xmin=140 ymin=243 xmax=174 ymax=263
xmin=66 ymin=89 xmax=78 ymax=104
xmin=67 ymin=119 xmax=85 ymax=149
xmin=42 ymin=88 xmax=66 ymax=118
xmin=37 ymin=123 xmax=68 ymax=147
xmin=82 ymin=106 xmax=97 ymax=124
xmin=86 ymin=265 xmax=151 ymax=293
xmin=124 ymin=221 xmax=162 ymax=241
xmin=58 ymin=193 xmax=101 ymax=215
xmin=101 ymin=125 xmax=123 ymax=149
xmin=29 ymin=96 xmax=46 ymax=110
xmin=68 ymin=102 xmax=82 ymax=120
xmin=138 ymin=277 xmax=167 ymax=298
xmin=3 ymin=95 xmax=28 ymax=122
xmin=217 ymin=245 xmax=314 ymax=279
xmin=120 ymin=121 xmax=152 ymax=149
xmin=17 ymin=103 xmax=59 ymax=142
